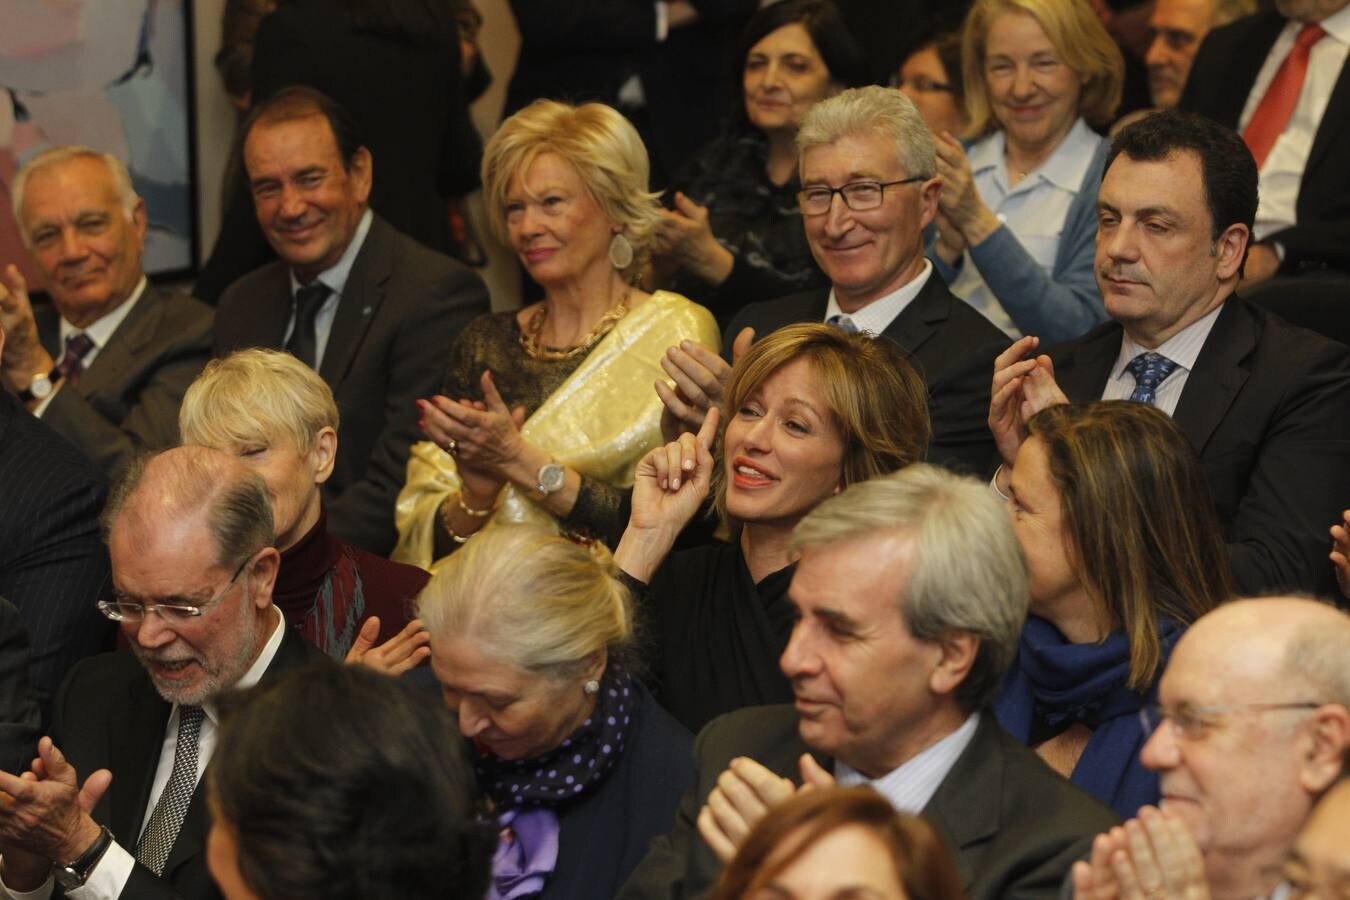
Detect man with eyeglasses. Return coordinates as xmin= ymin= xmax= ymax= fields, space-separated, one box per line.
xmin=1071 ymin=597 xmax=1350 ymax=900
xmin=0 ymin=446 xmax=325 ymax=899
xmin=658 ymin=85 xmax=1009 ymax=477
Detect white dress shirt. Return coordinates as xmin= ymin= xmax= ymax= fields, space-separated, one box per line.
xmin=1 ymin=608 xmax=287 ymax=900
xmin=1240 ymin=5 xmax=1350 ymax=241
xmin=835 ymin=712 xmax=980 ymax=814
xmin=823 ymin=259 xmax=933 ymax=337
xmin=1100 ymin=303 xmax=1225 ymax=415
xmin=32 ymin=276 xmax=148 ymax=419
xmin=283 ymin=208 xmax=373 ymax=372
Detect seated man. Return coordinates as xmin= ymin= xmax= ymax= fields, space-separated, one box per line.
xmin=619 ymin=465 xmax=1117 ymax=900
xmin=663 ymin=86 xmax=1010 ymax=476
xmin=991 ymin=109 xmax=1350 ymax=597
xmin=0 ymin=147 xmax=214 ymax=477
xmin=1145 ymin=0 xmax=1254 ymax=109
xmin=0 ymin=328 xmax=111 ymax=724
xmin=0 ymin=446 xmax=326 ymax=899
xmin=214 ymin=86 xmax=488 ymax=555
xmin=1071 ymin=597 xmax=1350 ymax=900
xmin=1180 ymin=0 xmax=1350 ymax=280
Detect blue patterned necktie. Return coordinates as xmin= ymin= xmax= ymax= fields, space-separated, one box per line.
xmin=826 ymin=314 xmax=858 ymax=334
xmin=1125 ymin=351 xmax=1179 ymax=405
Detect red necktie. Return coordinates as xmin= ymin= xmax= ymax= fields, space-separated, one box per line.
xmin=1243 ymin=23 xmax=1327 ymax=169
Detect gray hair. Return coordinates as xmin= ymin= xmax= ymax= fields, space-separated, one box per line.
xmin=796 ymin=86 xmax=937 ymax=182
xmin=11 ymin=146 xmax=140 ymax=245
xmin=791 ymin=464 xmax=1029 ymax=712
xmin=1282 ymin=608 xmax=1350 ymax=708
xmin=417 ymin=524 xmax=634 ymax=680
xmin=103 ymin=447 xmax=274 ymax=572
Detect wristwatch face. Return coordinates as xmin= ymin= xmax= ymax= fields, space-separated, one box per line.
xmin=53 ymin=865 xmax=84 ymax=890
xmin=28 ymin=373 xmax=53 ymax=400
xmin=537 ymin=462 xmax=566 ymax=495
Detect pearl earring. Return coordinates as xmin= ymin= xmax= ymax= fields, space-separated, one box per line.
xmin=584 ymin=679 xmax=600 ymax=695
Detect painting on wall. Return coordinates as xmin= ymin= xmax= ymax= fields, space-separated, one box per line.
xmin=0 ymin=0 xmax=198 ymax=283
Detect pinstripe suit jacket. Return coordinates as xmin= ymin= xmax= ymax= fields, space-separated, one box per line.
xmin=0 ymin=391 xmax=113 ymax=725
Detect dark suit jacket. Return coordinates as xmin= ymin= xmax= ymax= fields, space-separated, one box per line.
xmin=618 ymin=705 xmax=1117 ymax=900
xmin=1047 ymin=297 xmax=1350 ymax=598
xmin=214 ymin=214 xmax=488 ymax=555
xmin=0 ymin=597 xmax=41 ymax=775
xmin=726 ymin=275 xmax=1011 ymax=475
xmin=1181 ymin=11 xmax=1350 ymax=275
xmin=51 ymin=622 xmax=326 ymax=899
xmin=0 ymin=391 xmax=112 ymax=726
xmin=33 ymin=284 xmax=213 ymax=478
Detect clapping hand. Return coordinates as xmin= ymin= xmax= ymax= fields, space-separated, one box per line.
xmin=344 ymin=617 xmax=431 ymax=675
xmin=697 ymin=753 xmax=834 ymax=863
xmin=657 ymin=328 xmax=752 ymax=442
xmin=418 ymin=370 xmax=527 ymax=477
xmin=652 ymin=192 xmax=734 ymax=285
xmin=1331 ymin=509 xmax=1350 ymax=600
xmin=0 ymin=264 xmax=53 ymax=391
xmin=989 ymin=336 xmax=1067 ymax=470
xmin=1072 ymin=806 xmax=1211 ymax=900
xmin=934 ymin=132 xmax=1001 ymax=247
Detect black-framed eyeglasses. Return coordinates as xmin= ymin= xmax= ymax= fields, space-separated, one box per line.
xmin=1139 ymin=701 xmax=1323 ymax=741
xmin=890 ymin=74 xmax=953 ymax=94
xmin=796 ymin=177 xmax=930 ymax=216
xmin=98 ymin=556 xmax=253 ymax=623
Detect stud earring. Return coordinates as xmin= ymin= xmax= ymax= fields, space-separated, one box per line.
xmin=584 ymin=679 xmax=600 ymax=695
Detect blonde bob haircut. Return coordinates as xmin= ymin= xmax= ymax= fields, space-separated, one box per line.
xmin=416 ymin=524 xmax=634 ymax=679
xmin=480 ymin=99 xmax=662 ymax=279
xmin=179 ymin=348 xmax=339 ymax=456
xmin=961 ymin=0 xmax=1124 ymax=139
xmin=712 ymin=322 xmax=931 ymax=528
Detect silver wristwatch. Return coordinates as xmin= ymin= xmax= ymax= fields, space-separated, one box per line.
xmin=53 ymin=825 xmax=114 ymax=890
xmin=535 ymin=461 xmax=566 ymax=498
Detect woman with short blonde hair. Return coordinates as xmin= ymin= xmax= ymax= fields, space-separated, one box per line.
xmin=395 ymin=100 xmax=718 ymax=571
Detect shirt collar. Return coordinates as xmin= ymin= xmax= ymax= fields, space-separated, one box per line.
xmin=287 ymin=207 xmax=374 ymax=298
xmin=835 ymin=711 xmax=981 ymax=814
xmin=969 ymin=117 xmax=1098 ymax=194
xmin=58 ymin=275 xmax=148 ymax=350
xmin=824 ymin=259 xmax=933 ymax=336
xmin=1112 ymin=302 xmax=1225 ymax=381
xmin=200 ymin=606 xmax=286 ymax=724
xmin=1316 ymin=4 xmax=1350 ymax=43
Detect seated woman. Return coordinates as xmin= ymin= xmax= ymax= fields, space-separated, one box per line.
xmin=652 ymin=0 xmax=868 ymax=325
xmin=710 ymin=786 xmax=965 ymax=900
xmin=933 ymin=0 xmax=1123 ymax=342
xmin=418 ymin=523 xmax=693 ymax=900
xmin=208 ymin=663 xmax=495 ymax=900
xmin=614 ymin=323 xmax=929 ymax=733
xmin=894 ymin=28 xmax=968 ymax=138
xmin=395 ymin=99 xmax=719 ymax=571
xmin=180 ymin=349 xmax=429 ymax=663
xmin=997 ymin=401 xmax=1231 ymax=818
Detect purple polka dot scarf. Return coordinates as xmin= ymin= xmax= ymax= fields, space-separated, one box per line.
xmin=474 ymin=664 xmax=635 ymax=809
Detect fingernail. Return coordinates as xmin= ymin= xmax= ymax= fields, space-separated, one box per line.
xmin=672 ymin=477 xmax=681 ymax=490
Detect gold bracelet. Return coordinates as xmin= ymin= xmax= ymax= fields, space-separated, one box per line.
xmin=456 ymin=491 xmax=495 ymax=518
xmin=440 ymin=496 xmax=474 ymax=544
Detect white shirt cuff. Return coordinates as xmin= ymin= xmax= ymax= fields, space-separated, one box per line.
xmin=29 ymin=382 xmax=61 ymax=419
xmin=66 ymin=841 xmax=135 ymax=900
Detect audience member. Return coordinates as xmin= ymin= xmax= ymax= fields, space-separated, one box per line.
xmin=0 ymin=597 xmax=40 ymax=776
xmin=1181 ymin=0 xmax=1350 ymax=282
xmin=620 ymin=465 xmax=1117 ymax=900
xmin=692 ymin=86 xmax=1009 ymax=476
xmin=0 ymin=329 xmax=112 ymax=724
xmin=1332 ymin=508 xmax=1350 ymax=601
xmin=933 ymin=0 xmax=1122 ymax=342
xmin=214 ymin=0 xmax=278 ymax=113
xmin=1071 ymin=597 xmax=1350 ymax=900
xmin=996 ymin=401 xmax=1229 ymax=818
xmin=1283 ymin=776 xmax=1350 ymax=898
xmin=418 ymin=524 xmax=694 ymax=900
xmin=214 ymin=86 xmax=488 ymax=557
xmin=991 ymin=109 xmax=1350 ymax=598
xmin=395 ymin=100 xmax=717 ymax=569
xmin=654 ymin=0 xmax=868 ymax=323
xmin=615 ymin=323 xmax=929 ymax=733
xmin=1091 ymin=0 xmax=1156 ymax=119
xmin=180 ymin=349 xmax=429 ymax=662
xmin=0 ymin=147 xmax=213 ymax=477
xmin=0 ymin=446 xmax=326 ymax=898
xmin=894 ymin=29 xmax=969 ymax=137
xmin=709 ymin=786 xmax=966 ymax=900
xmin=206 ymin=663 xmax=494 ymax=900
xmin=1144 ymin=0 xmax=1255 ymax=109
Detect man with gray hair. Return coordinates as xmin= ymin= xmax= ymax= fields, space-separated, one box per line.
xmin=0 ymin=446 xmax=324 ymax=899
xmin=0 ymin=146 xmax=212 ymax=477
xmin=620 ymin=464 xmax=1117 ymax=900
xmin=1072 ymin=597 xmax=1350 ymax=900
xmin=660 ymin=86 xmax=1010 ymax=475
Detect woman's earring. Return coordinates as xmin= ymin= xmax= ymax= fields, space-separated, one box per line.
xmin=608 ymin=232 xmax=634 ymax=270
xmin=584 ymin=679 xmax=600 ymax=696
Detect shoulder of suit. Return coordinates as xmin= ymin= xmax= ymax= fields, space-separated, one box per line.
xmin=62 ymin=650 xmax=148 ymax=699
xmin=737 ymin=289 xmax=827 ymax=329
xmin=698 ymin=703 xmax=800 ymax=751
xmin=216 ymin=260 xmax=290 ymax=311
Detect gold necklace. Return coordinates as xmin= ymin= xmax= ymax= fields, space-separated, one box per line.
xmin=519 ymin=292 xmax=630 ymax=361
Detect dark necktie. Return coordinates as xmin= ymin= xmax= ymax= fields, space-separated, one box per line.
xmin=286 ymin=282 xmax=331 ymax=369
xmin=1243 ymin=23 xmax=1326 ymax=169
xmin=135 ymin=705 xmax=205 ymax=876
xmin=827 ymin=314 xmax=859 ymax=334
xmin=56 ymin=332 xmax=95 ymax=384
xmin=1125 ymin=351 xmax=1180 ymax=405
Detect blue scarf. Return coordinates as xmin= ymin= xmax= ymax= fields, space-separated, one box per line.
xmin=993 ymin=615 xmax=1184 ymax=819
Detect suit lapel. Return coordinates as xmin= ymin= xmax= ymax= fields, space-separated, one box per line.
xmin=34 ymin=301 xmax=60 ymax=358
xmin=1216 ymin=14 xmax=1284 ymax=127
xmin=75 ymin=287 xmax=165 ymax=401
xmin=108 ymin=674 xmax=172 ymax=844
xmin=319 ymin=216 xmax=391 ymax=387
xmin=1172 ymin=300 xmax=1255 ymax=454
xmin=1053 ymin=323 xmax=1122 ymax=402
xmin=1305 ymin=45 xmax=1350 ymax=179
xmin=921 ymin=717 xmax=1004 ymax=893
xmin=882 ymin=273 xmax=952 ymax=361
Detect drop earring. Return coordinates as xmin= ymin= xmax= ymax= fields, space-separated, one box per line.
xmin=608 ymin=232 xmax=634 ymax=270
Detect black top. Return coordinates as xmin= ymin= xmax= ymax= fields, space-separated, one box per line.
xmin=634 ymin=540 xmax=797 ymax=733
